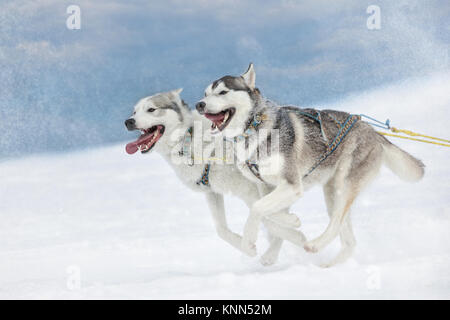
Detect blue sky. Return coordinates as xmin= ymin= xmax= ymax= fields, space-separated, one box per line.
xmin=0 ymin=0 xmax=449 ymax=158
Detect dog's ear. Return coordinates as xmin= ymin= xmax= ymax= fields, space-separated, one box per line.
xmin=241 ymin=63 xmax=255 ymax=89
xmin=169 ymin=88 xmax=188 ymax=109
xmin=171 ymin=88 xmax=183 ymax=96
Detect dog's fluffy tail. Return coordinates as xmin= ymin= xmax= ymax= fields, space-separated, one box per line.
xmin=379 ymin=135 xmax=425 ymax=182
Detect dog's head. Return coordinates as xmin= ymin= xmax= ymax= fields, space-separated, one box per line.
xmin=124 ymin=88 xmax=188 ymax=154
xmin=196 ymin=63 xmax=260 ymax=138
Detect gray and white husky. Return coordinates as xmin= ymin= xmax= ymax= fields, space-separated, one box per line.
xmin=124 ymin=89 xmax=306 ymax=265
xmin=196 ymin=64 xmax=425 ymax=266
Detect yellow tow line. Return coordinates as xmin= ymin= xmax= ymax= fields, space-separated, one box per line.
xmin=377 ymin=127 xmax=450 ymax=147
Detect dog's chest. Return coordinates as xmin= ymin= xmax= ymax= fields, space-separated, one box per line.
xmin=169 ymin=161 xmax=233 ymax=194
xmin=173 ymin=163 xmax=204 ymax=188
xmin=207 ymin=165 xmax=243 ymax=194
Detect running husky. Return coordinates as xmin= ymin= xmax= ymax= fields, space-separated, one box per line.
xmin=124 ymin=89 xmax=305 ymax=265
xmin=196 ymin=64 xmax=425 ymax=266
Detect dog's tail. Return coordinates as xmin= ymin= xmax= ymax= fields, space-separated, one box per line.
xmin=379 ymin=134 xmax=425 ymax=182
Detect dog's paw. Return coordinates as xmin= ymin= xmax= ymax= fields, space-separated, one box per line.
xmin=319 ymin=262 xmax=333 ymax=269
xmin=259 ymin=253 xmax=277 ymax=266
xmin=304 ymin=241 xmax=319 ymax=253
xmin=241 ymin=240 xmax=257 ymax=257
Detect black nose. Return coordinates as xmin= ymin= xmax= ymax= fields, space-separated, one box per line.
xmin=125 ymin=118 xmax=136 ymax=130
xmin=196 ymin=102 xmax=206 ymax=114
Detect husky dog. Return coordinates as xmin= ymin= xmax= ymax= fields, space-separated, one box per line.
xmin=124 ymin=89 xmax=306 ymax=265
xmin=196 ymin=64 xmax=425 ymax=266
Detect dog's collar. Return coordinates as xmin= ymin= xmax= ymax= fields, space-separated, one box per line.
xmin=247 ymin=113 xmax=265 ymax=131
xmin=231 ymin=112 xmax=267 ymax=142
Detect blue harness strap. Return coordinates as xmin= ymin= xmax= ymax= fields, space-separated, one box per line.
xmin=178 ymin=126 xmax=210 ymax=187
xmin=245 ymin=160 xmax=265 ymax=182
xmin=359 ymin=114 xmax=390 ymax=129
xmin=303 ymin=113 xmax=360 ymax=178
xmin=196 ymin=163 xmax=211 ymax=186
xmin=295 ymin=109 xmax=323 ymax=125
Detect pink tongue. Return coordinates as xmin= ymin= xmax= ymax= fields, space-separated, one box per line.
xmin=125 ymin=129 xmax=159 ymax=155
xmin=126 ymin=142 xmax=139 ymax=154
xmin=205 ymin=112 xmax=225 ymax=121
xmin=205 ymin=112 xmax=225 ymax=126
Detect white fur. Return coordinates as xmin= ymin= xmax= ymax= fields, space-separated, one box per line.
xmin=199 ymin=83 xmax=254 ymax=139
xmin=126 ymin=90 xmax=305 ymax=265
xmin=382 ymin=143 xmax=425 ymax=182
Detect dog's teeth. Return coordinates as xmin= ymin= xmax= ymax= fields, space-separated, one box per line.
xmin=224 ymin=112 xmax=229 ymax=122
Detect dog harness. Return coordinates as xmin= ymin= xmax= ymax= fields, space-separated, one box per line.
xmin=179 ymin=127 xmax=194 ymax=165
xmin=245 ymin=160 xmax=265 ymax=182
xmin=301 ymin=111 xmax=360 ymax=177
xmin=178 ymin=127 xmax=211 ymax=187
xmin=196 ymin=163 xmax=211 ymax=186
xmin=244 ymin=108 xmax=360 ymax=181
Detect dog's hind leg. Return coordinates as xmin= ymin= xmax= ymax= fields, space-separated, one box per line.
xmin=315 ymin=182 xmax=355 ymax=266
xmin=303 ymin=193 xmax=355 ymax=254
xmin=304 ymin=146 xmax=383 ymax=255
xmin=303 ymin=155 xmax=355 ymax=254
xmin=321 ymin=213 xmax=356 ymax=267
xmin=318 ymin=183 xmax=356 ymax=267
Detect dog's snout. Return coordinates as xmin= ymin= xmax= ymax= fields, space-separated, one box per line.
xmin=196 ymin=101 xmax=206 ymax=114
xmin=125 ymin=118 xmax=136 ymax=130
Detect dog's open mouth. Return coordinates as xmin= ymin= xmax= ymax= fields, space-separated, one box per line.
xmin=204 ymin=108 xmax=235 ymax=133
xmin=125 ymin=125 xmax=165 ymax=154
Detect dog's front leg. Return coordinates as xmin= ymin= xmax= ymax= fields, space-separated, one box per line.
xmin=242 ymin=179 xmax=303 ymax=255
xmin=256 ymin=183 xmax=301 ymax=228
xmin=205 ymin=192 xmax=245 ymax=252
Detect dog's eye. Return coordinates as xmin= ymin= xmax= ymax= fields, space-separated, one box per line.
xmin=147 ymin=108 xmax=156 ymax=113
xmin=219 ymin=91 xmax=228 ymax=95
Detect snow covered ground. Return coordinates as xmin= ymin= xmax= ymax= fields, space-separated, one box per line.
xmin=1 ymin=73 xmax=449 ymax=299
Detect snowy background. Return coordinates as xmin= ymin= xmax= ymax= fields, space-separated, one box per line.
xmin=0 ymin=0 xmax=449 ymax=299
